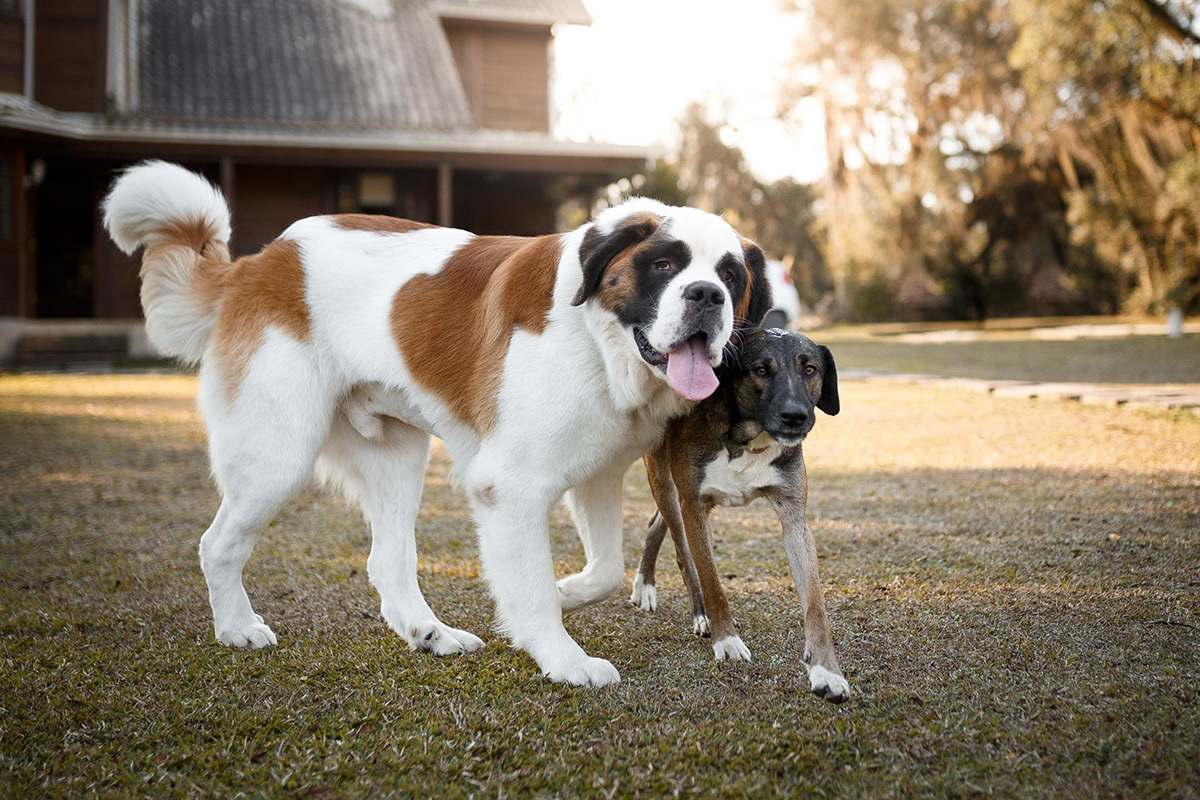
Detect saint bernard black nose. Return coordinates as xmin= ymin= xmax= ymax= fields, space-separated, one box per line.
xmin=683 ymin=281 xmax=725 ymax=310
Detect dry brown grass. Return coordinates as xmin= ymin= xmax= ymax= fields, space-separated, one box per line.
xmin=1 ymin=372 xmax=1198 ymax=798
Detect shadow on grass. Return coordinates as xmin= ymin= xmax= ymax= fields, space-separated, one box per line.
xmin=3 ymin=377 xmax=1199 ymax=797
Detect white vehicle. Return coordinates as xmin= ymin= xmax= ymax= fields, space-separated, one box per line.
xmin=762 ymin=259 xmax=802 ymax=329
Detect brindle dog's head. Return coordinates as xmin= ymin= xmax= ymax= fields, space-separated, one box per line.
xmin=725 ymin=328 xmax=839 ymax=445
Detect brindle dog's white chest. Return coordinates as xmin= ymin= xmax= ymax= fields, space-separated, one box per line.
xmin=698 ymin=442 xmax=786 ymax=507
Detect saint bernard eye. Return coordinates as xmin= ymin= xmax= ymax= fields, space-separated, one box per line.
xmin=653 ymin=258 xmax=672 ymax=271
xmin=753 ymin=364 xmax=769 ymax=377
xmin=718 ymin=267 xmax=736 ymax=285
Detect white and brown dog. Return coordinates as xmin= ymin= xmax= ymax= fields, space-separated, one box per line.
xmin=102 ymin=161 xmax=770 ymax=686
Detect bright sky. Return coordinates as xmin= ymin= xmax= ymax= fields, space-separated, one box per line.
xmin=552 ymin=0 xmax=828 ymax=184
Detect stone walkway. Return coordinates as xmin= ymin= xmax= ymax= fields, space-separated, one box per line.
xmin=840 ymin=369 xmax=1200 ymax=415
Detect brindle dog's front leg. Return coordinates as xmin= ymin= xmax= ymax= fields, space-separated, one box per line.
xmin=767 ymin=480 xmax=850 ymax=703
xmin=672 ymin=463 xmax=751 ymax=662
xmin=635 ymin=445 xmax=708 ymax=634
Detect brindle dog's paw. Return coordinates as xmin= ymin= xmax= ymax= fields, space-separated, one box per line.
xmin=808 ymin=664 xmax=850 ymax=703
xmin=629 ymin=574 xmax=656 ymax=611
xmin=712 ymin=635 xmax=751 ymax=662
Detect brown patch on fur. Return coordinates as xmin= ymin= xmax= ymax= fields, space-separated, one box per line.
xmin=735 ymin=237 xmax=771 ymax=328
xmin=588 ymin=225 xmax=670 ymax=313
xmin=331 ymin=215 xmax=437 ymax=234
xmin=157 ymin=217 xmax=233 ymax=263
xmin=206 ymin=240 xmax=311 ymax=398
xmin=390 ymin=233 xmax=562 ymax=434
xmin=594 ymin=250 xmax=640 ymax=311
xmin=573 ymin=212 xmax=661 ymax=307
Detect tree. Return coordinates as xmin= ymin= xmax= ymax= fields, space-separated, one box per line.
xmin=780 ymin=0 xmax=1200 ymax=320
xmin=1010 ymin=0 xmax=1200 ymax=317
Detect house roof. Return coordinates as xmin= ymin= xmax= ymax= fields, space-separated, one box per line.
xmin=0 ymin=94 xmax=661 ymax=174
xmin=434 ymin=0 xmax=592 ymax=26
xmin=0 ymin=0 xmax=653 ymax=173
xmin=135 ymin=0 xmax=590 ymax=130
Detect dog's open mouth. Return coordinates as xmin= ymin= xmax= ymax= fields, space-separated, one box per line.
xmin=634 ymin=328 xmax=668 ymax=371
xmin=635 ymin=328 xmax=720 ymax=401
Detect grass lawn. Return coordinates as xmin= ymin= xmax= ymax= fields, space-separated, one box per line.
xmin=1 ymin=371 xmax=1198 ymax=798
xmin=817 ymin=328 xmax=1200 ymax=385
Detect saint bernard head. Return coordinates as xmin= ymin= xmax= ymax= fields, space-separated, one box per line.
xmin=571 ymin=199 xmax=772 ymax=402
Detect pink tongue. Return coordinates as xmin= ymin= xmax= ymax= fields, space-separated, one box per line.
xmin=665 ymin=336 xmax=719 ymax=401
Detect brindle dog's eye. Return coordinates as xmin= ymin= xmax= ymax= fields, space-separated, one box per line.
xmin=804 ymin=365 xmax=817 ymax=376
xmin=654 ymin=258 xmax=672 ymax=271
xmin=753 ymin=364 xmax=769 ymax=377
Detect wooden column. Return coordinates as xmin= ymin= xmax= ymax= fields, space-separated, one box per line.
xmin=220 ymin=156 xmax=235 ymax=252
xmin=15 ymin=146 xmax=31 ymax=318
xmin=437 ymin=162 xmax=453 ymax=228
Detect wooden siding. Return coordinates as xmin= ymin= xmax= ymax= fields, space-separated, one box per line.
xmin=34 ymin=0 xmax=106 ymax=113
xmin=232 ymin=165 xmax=329 ymax=257
xmin=0 ymin=11 xmax=23 ymax=96
xmin=445 ymin=23 xmax=550 ymax=133
xmin=452 ymin=170 xmax=557 ymax=236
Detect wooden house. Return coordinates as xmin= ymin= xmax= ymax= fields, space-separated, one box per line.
xmin=0 ymin=0 xmax=649 ymax=366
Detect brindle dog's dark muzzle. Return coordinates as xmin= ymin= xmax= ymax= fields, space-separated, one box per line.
xmin=730 ymin=328 xmax=839 ymax=446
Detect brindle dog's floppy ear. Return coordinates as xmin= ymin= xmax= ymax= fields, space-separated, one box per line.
xmin=571 ymin=212 xmax=660 ymax=306
xmin=739 ymin=239 xmax=773 ymax=327
xmin=817 ymin=344 xmax=840 ymax=416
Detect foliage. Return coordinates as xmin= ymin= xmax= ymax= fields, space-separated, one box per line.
xmin=654 ymin=0 xmax=1200 ymax=322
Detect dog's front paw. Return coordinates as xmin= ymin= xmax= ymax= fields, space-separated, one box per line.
xmin=391 ymin=618 xmax=484 ymax=656
xmin=556 ymin=572 xmax=620 ymax=613
xmin=216 ymin=619 xmax=277 ymax=649
xmin=808 ymin=664 xmax=850 ymax=703
xmin=693 ymin=615 xmax=710 ymax=637
xmin=629 ymin=574 xmax=657 ymax=611
xmin=543 ymin=656 xmax=621 ymax=687
xmin=712 ymin=635 xmax=751 ymax=662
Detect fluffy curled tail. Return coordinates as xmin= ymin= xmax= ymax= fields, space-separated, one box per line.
xmin=102 ymin=160 xmax=232 ymax=363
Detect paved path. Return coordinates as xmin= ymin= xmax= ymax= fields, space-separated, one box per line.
xmin=840 ymin=369 xmax=1200 ymax=415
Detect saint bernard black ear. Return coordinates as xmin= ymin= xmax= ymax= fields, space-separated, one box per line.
xmin=740 ymin=240 xmax=773 ymax=328
xmin=571 ymin=213 xmax=661 ymax=307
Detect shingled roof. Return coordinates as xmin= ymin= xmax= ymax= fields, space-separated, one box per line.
xmin=0 ymin=0 xmax=656 ymax=170
xmin=132 ymin=0 xmax=589 ymax=130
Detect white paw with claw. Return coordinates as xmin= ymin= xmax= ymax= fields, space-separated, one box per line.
xmin=543 ymin=656 xmax=621 ymax=687
xmin=556 ymin=572 xmax=620 ymax=613
xmin=629 ymin=574 xmax=657 ymax=611
xmin=712 ymin=635 xmax=752 ymax=662
xmin=693 ymin=615 xmax=710 ymax=637
xmin=216 ymin=616 xmax=277 ymax=649
xmin=392 ymin=618 xmax=484 ymax=656
xmin=808 ymin=664 xmax=851 ymax=703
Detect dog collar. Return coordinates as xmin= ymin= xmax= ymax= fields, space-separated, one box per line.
xmin=746 ymin=431 xmax=774 ymax=454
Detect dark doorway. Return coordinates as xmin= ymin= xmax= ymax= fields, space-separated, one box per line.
xmin=35 ymin=158 xmax=96 ymax=317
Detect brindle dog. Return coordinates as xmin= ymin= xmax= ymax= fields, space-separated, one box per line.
xmin=630 ymin=328 xmax=849 ymax=702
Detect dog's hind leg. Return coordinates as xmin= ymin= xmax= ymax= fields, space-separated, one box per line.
xmin=317 ymin=413 xmax=483 ymax=656
xmin=634 ymin=446 xmax=707 ymax=633
xmin=631 ymin=511 xmax=666 ymax=611
xmin=197 ymin=337 xmax=337 ymax=649
xmin=557 ymin=466 xmax=627 ymax=612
